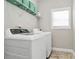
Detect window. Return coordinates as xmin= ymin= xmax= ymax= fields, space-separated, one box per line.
xmin=51 ymin=7 xmax=71 ymax=29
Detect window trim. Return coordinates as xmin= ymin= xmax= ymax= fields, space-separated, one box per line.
xmin=51 ymin=7 xmax=71 ymax=29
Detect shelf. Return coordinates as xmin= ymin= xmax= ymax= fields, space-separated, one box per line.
xmin=6 ymin=0 xmax=38 ymax=15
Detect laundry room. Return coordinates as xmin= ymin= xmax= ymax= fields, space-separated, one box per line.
xmin=4 ymin=0 xmax=75 ymax=59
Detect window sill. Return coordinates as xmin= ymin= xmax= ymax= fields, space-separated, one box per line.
xmin=51 ymin=26 xmax=71 ymax=30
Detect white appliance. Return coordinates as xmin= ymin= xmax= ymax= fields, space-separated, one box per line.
xmin=4 ymin=28 xmax=51 ymax=59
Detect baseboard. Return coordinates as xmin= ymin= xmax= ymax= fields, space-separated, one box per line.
xmin=52 ymin=47 xmax=75 ymax=56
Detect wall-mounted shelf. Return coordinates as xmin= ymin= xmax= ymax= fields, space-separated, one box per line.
xmin=6 ymin=0 xmax=38 ymax=15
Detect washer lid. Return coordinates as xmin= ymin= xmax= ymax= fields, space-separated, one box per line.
xmin=5 ymin=28 xmax=51 ymax=40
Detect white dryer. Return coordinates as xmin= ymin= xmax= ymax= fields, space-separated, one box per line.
xmin=4 ymin=28 xmax=51 ymax=59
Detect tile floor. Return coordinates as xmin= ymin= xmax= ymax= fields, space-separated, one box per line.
xmin=49 ymin=51 xmax=74 ymax=59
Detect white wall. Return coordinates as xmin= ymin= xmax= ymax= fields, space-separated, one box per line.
xmin=72 ymin=0 xmax=75 ymax=51
xmin=4 ymin=0 xmax=38 ymax=31
xmin=38 ymin=0 xmax=74 ymax=50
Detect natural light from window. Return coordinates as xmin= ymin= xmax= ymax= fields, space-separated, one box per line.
xmin=51 ymin=8 xmax=71 ymax=29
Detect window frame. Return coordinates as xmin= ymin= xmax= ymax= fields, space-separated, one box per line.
xmin=51 ymin=7 xmax=71 ymax=29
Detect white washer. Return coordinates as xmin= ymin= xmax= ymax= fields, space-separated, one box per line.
xmin=4 ymin=28 xmax=51 ymax=59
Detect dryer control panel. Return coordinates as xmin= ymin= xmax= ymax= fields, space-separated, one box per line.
xmin=10 ymin=29 xmax=31 ymax=34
